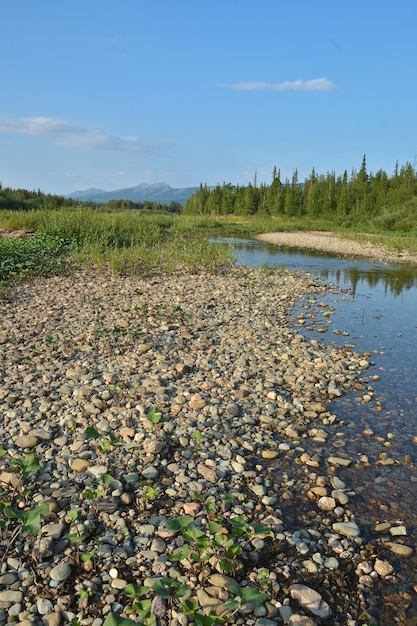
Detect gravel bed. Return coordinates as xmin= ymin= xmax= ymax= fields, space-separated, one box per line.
xmin=0 ymin=265 xmax=412 ymax=625
xmin=257 ymin=231 xmax=417 ymax=265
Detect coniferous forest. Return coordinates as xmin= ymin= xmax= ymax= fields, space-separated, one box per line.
xmin=183 ymin=157 xmax=417 ymax=232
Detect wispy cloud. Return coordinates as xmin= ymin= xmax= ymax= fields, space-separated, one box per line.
xmin=0 ymin=116 xmax=148 ymax=152
xmin=227 ymin=78 xmax=336 ymax=92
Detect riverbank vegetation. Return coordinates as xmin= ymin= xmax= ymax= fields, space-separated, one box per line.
xmin=184 ymin=156 xmax=417 ymax=233
xmin=1 ymin=156 xmax=417 ymax=288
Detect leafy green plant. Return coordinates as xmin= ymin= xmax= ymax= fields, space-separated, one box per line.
xmin=0 ymin=450 xmax=48 ymax=567
xmin=84 ymin=425 xmax=121 ymax=453
xmin=224 ymin=583 xmax=269 ymax=613
xmin=103 ymin=613 xmax=141 ymax=626
xmin=146 ymin=406 xmax=162 ymax=429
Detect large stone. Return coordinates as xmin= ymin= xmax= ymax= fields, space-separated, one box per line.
xmin=196 ymin=588 xmax=229 ymax=617
xmin=289 ymin=584 xmax=330 ymax=618
xmin=50 ymin=562 xmax=72 ymax=582
xmin=385 ymin=542 xmax=413 ymax=557
xmin=374 ymin=559 xmax=394 ymax=577
xmin=261 ymin=449 xmax=280 ymax=460
xmin=207 ymin=574 xmax=237 ymax=589
xmin=317 ymin=496 xmax=336 ymax=511
xmin=332 ymin=521 xmax=360 ymax=537
xmin=327 ymin=456 xmax=352 ymax=467
xmin=70 ymin=458 xmax=91 ymax=472
xmin=15 ymin=435 xmax=39 ymax=449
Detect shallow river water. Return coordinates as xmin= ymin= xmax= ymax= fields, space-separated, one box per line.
xmin=212 ymin=237 xmax=417 ymax=622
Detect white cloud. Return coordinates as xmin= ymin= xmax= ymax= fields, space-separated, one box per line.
xmin=0 ymin=116 xmax=148 ymax=152
xmin=228 ymin=78 xmax=336 ymax=92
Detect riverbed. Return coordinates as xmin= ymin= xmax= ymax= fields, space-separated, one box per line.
xmin=216 ymin=234 xmax=417 ymax=624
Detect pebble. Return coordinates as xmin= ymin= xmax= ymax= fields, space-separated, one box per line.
xmin=0 ymin=266 xmax=396 ymax=624
xmin=50 ymin=562 xmax=72 ymax=582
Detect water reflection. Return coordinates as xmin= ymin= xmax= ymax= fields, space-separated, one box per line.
xmin=210 ymin=236 xmax=417 ymax=296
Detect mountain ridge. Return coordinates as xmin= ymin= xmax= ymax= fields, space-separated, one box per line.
xmin=65 ymin=182 xmax=198 ymax=205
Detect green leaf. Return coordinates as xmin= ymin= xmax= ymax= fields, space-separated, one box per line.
xmin=219 ymin=558 xmax=233 ymax=573
xmin=151 ymin=577 xmax=190 ymax=599
xmin=123 ymin=583 xmax=150 ymax=598
xmin=178 ymin=597 xmax=199 ymax=615
xmin=10 ymin=454 xmax=41 ymax=478
xmin=192 ymin=430 xmax=202 ymax=443
xmin=101 ymin=473 xmax=114 ymax=485
xmin=4 ymin=502 xmax=48 ymax=536
xmin=228 ymin=584 xmax=269 ymax=606
xmin=66 ymin=509 xmax=79 ymax=522
xmin=165 ymin=515 xmax=194 ymax=532
xmin=183 ymin=526 xmax=208 ymax=543
xmin=103 ymin=612 xmax=141 ymax=626
xmin=195 ymin=614 xmax=218 ymax=626
xmin=208 ymin=521 xmax=224 ymax=534
xmin=251 ymin=523 xmax=273 ymax=537
xmin=169 ymin=543 xmax=189 ymax=561
xmin=0 ymin=449 xmax=7 ymax=459
xmin=226 ymin=543 xmax=242 ymax=558
xmin=85 ymin=425 xmax=101 ymax=439
xmin=146 ymin=407 xmax=162 ymax=425
xmin=66 ymin=531 xmax=90 ymax=543
xmin=224 ymin=599 xmax=240 ymax=611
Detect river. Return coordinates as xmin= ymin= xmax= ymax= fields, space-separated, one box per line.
xmin=211 ymin=236 xmax=417 ymax=622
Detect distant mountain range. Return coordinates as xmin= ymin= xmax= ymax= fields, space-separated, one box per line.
xmin=65 ymin=182 xmax=198 ymax=205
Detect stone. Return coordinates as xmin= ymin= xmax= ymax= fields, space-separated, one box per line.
xmin=332 ymin=521 xmax=361 ymax=537
xmin=37 ymin=598 xmax=54 ymax=614
xmin=207 ymin=574 xmax=237 ymax=589
xmin=327 ymin=456 xmax=352 ymax=467
xmin=331 ymin=489 xmax=349 ymax=505
xmin=50 ymin=562 xmax=72 ymax=582
xmin=0 ymin=590 xmax=23 ymax=603
xmin=374 ymin=559 xmax=394 ymax=577
xmin=288 ymin=616 xmax=318 ymax=626
xmin=42 ymin=613 xmax=62 ymax=626
xmin=196 ymin=588 xmax=228 ymax=617
xmin=70 ymin=458 xmax=91 ymax=472
xmin=261 ymin=450 xmax=280 ymax=460
xmin=317 ymin=496 xmax=336 ymax=511
xmin=385 ymin=542 xmax=413 ymax=557
xmin=15 ymin=434 xmax=39 ymax=449
xmin=142 ymin=466 xmax=159 ymax=479
xmin=289 ymin=584 xmax=330 ymax=618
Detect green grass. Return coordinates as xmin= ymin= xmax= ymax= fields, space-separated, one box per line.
xmin=0 ymin=209 xmax=235 ymax=284
xmin=1 ymin=208 xmax=416 ymax=292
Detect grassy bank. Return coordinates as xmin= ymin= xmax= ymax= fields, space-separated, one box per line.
xmin=0 ymin=210 xmax=235 ymax=289
xmin=1 ymin=209 xmax=417 ymax=291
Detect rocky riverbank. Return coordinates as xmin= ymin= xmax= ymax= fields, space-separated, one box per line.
xmin=257 ymin=231 xmax=417 ymax=265
xmin=0 ymin=266 xmax=414 ymax=625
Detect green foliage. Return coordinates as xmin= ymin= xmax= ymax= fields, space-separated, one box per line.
xmin=183 ymin=157 xmax=417 ymax=233
xmin=2 ymin=502 xmax=48 ymax=536
xmin=0 ymin=234 xmax=72 ymax=281
xmin=0 ymin=450 xmax=48 ymax=567
xmin=145 ymin=407 xmax=162 ymax=427
xmin=118 ymin=501 xmax=274 ymax=624
xmin=103 ymin=613 xmax=141 ymax=626
xmin=225 ymin=583 xmax=269 ymax=611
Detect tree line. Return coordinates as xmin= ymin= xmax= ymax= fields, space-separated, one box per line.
xmin=183 ymin=157 xmax=417 ymax=229
xmin=0 ymin=185 xmax=182 ymax=214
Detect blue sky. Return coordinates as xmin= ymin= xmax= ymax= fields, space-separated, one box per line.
xmin=1 ymin=1 xmax=416 ymax=195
